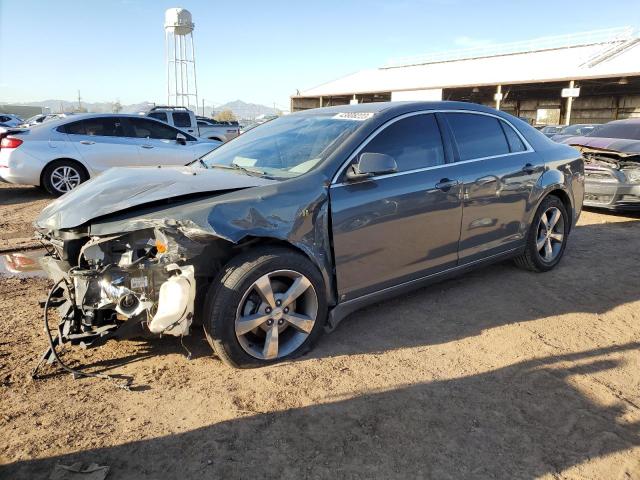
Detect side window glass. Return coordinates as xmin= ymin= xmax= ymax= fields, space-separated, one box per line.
xmin=148 ymin=112 xmax=168 ymax=123
xmin=61 ymin=121 xmax=85 ymax=135
xmin=80 ymin=117 xmax=124 ymax=137
xmin=173 ymin=112 xmax=191 ymax=128
xmin=129 ymin=118 xmax=181 ymax=140
xmin=360 ymin=114 xmax=445 ymax=173
xmin=445 ymin=113 xmax=510 ymax=161
xmin=500 ymin=121 xmax=527 ymax=153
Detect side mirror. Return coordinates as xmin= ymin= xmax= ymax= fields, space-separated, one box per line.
xmin=346 ymin=152 xmax=397 ymax=181
xmin=176 ymin=133 xmax=187 ymax=145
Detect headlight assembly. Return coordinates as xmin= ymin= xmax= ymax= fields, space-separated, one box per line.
xmin=624 ymin=168 xmax=640 ymax=184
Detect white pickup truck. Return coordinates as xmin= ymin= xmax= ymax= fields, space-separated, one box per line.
xmin=147 ymin=106 xmax=240 ymax=142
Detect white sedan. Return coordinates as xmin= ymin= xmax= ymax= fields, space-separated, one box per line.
xmin=0 ymin=114 xmax=221 ymax=195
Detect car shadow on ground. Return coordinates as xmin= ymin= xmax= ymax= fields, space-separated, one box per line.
xmin=3 ymin=343 xmax=639 ymax=479
xmin=311 ymin=218 xmax=640 ymax=360
xmin=0 ymin=184 xmax=51 ymax=206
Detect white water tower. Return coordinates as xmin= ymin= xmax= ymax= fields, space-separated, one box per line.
xmin=165 ymin=8 xmax=198 ymax=107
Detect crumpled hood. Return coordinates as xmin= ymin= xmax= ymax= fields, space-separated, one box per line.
xmin=562 ymin=136 xmax=640 ymax=154
xmin=36 ymin=166 xmax=277 ymax=230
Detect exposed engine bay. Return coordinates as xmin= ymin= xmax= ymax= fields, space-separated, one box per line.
xmin=580 ymin=147 xmax=640 ymax=175
xmin=33 ymin=225 xmax=211 ymax=386
xmin=574 ymin=146 xmax=640 ymax=209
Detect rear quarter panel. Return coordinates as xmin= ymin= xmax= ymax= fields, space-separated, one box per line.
xmin=532 ymin=143 xmax=584 ymax=229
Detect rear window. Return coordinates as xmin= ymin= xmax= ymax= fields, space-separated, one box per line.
xmin=148 ymin=112 xmax=168 ymax=123
xmin=445 ymin=113 xmax=510 ymax=161
xmin=172 ymin=112 xmax=191 ymax=128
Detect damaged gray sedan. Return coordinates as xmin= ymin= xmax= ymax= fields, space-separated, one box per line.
xmin=35 ymin=101 xmax=583 ymax=369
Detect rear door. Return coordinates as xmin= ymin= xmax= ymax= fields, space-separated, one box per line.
xmin=122 ymin=117 xmax=198 ymax=166
xmin=329 ymin=112 xmax=464 ymax=301
xmin=64 ymin=117 xmax=141 ymax=172
xmin=440 ymin=112 xmax=542 ymax=263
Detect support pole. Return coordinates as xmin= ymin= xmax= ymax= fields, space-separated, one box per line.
xmin=190 ymin=32 xmax=199 ymax=110
xmin=495 ymin=85 xmax=502 ymax=110
xmin=565 ymin=80 xmax=575 ymax=126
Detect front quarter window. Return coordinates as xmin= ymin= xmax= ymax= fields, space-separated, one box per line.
xmin=200 ymin=114 xmax=365 ymax=178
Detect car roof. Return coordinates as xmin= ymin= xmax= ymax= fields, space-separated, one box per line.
xmin=292 ymin=100 xmax=517 ymax=118
xmin=603 ymin=117 xmax=640 ymax=125
xmin=33 ymin=113 xmax=158 ymax=128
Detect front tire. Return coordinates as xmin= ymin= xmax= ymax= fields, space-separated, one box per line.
xmin=514 ymin=195 xmax=569 ymax=272
xmin=204 ymin=247 xmax=327 ymax=368
xmin=42 ymin=160 xmax=88 ymax=196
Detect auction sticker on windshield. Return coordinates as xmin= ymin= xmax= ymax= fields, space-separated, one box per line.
xmin=332 ymin=112 xmax=374 ymax=121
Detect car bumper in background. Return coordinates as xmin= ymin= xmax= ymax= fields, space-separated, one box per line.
xmin=0 ymin=150 xmax=43 ymax=186
xmin=584 ymin=180 xmax=640 ymax=210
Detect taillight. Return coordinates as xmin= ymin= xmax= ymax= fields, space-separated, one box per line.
xmin=0 ymin=137 xmax=23 ymax=149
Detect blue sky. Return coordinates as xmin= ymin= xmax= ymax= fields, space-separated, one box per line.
xmin=1 ymin=0 xmax=639 ymax=109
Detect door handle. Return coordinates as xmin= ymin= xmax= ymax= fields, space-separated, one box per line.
xmin=79 ymin=140 xmax=95 ymax=145
xmin=522 ymin=163 xmax=536 ymax=174
xmin=141 ymin=144 xmax=154 ymax=149
xmin=435 ymin=178 xmax=460 ymax=191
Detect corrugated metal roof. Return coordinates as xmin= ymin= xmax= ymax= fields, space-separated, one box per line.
xmin=299 ymin=29 xmax=640 ymax=97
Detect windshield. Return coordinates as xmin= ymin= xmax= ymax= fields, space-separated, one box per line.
xmin=199 ymin=114 xmax=364 ymax=178
xmin=587 ymin=122 xmax=640 ymax=140
xmin=24 ymin=115 xmax=42 ymax=124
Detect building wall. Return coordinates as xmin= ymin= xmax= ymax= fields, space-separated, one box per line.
xmin=391 ymin=89 xmax=442 ymax=101
xmin=0 ymin=105 xmax=43 ymax=118
xmin=292 ymin=77 xmax=640 ymax=124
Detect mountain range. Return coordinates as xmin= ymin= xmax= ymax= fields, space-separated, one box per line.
xmin=16 ymin=99 xmax=280 ymax=120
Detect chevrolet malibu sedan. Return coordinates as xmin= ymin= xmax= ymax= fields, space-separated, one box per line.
xmin=35 ymin=101 xmax=583 ymax=369
xmin=0 ymin=114 xmax=221 ymax=195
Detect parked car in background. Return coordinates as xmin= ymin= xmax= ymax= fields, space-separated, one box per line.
xmin=0 ymin=114 xmax=23 ymax=127
xmin=561 ymin=117 xmax=640 ymax=210
xmin=146 ymin=106 xmax=240 ymax=142
xmin=550 ymin=124 xmax=599 ymax=143
xmin=20 ymin=113 xmax=69 ymax=127
xmin=35 ymin=101 xmax=583 ymax=368
xmin=539 ymin=125 xmax=563 ymax=138
xmin=0 ymin=113 xmax=221 ymax=195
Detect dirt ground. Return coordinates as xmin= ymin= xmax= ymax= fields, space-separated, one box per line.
xmin=0 ymin=183 xmax=639 ymax=479
xmin=0 ymin=183 xmax=50 ymax=252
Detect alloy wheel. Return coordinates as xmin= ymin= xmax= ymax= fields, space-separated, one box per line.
xmin=50 ymin=166 xmax=81 ymax=193
xmin=536 ymin=206 xmax=565 ymax=262
xmin=235 ymin=269 xmax=318 ymax=360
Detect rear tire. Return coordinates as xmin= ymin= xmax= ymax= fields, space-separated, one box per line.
xmin=204 ymin=247 xmax=327 ymax=368
xmin=514 ymin=195 xmax=569 ymax=272
xmin=42 ymin=160 xmax=88 ymax=196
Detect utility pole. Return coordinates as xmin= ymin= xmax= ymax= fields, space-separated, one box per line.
xmin=77 ymin=90 xmax=82 ymax=111
xmin=202 ymin=98 xmax=205 ymax=117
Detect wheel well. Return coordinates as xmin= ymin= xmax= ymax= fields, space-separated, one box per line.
xmin=208 ymin=136 xmax=223 ymax=142
xmin=546 ymin=189 xmax=573 ymax=232
xmin=40 ymin=158 xmax=89 ymax=186
xmin=229 ymin=236 xmax=335 ymax=303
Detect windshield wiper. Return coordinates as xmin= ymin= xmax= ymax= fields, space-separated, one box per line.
xmin=198 ymin=158 xmax=208 ymax=169
xmin=210 ymin=163 xmax=269 ymax=177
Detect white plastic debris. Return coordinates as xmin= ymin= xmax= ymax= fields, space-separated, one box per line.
xmin=148 ymin=264 xmax=195 ymax=336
